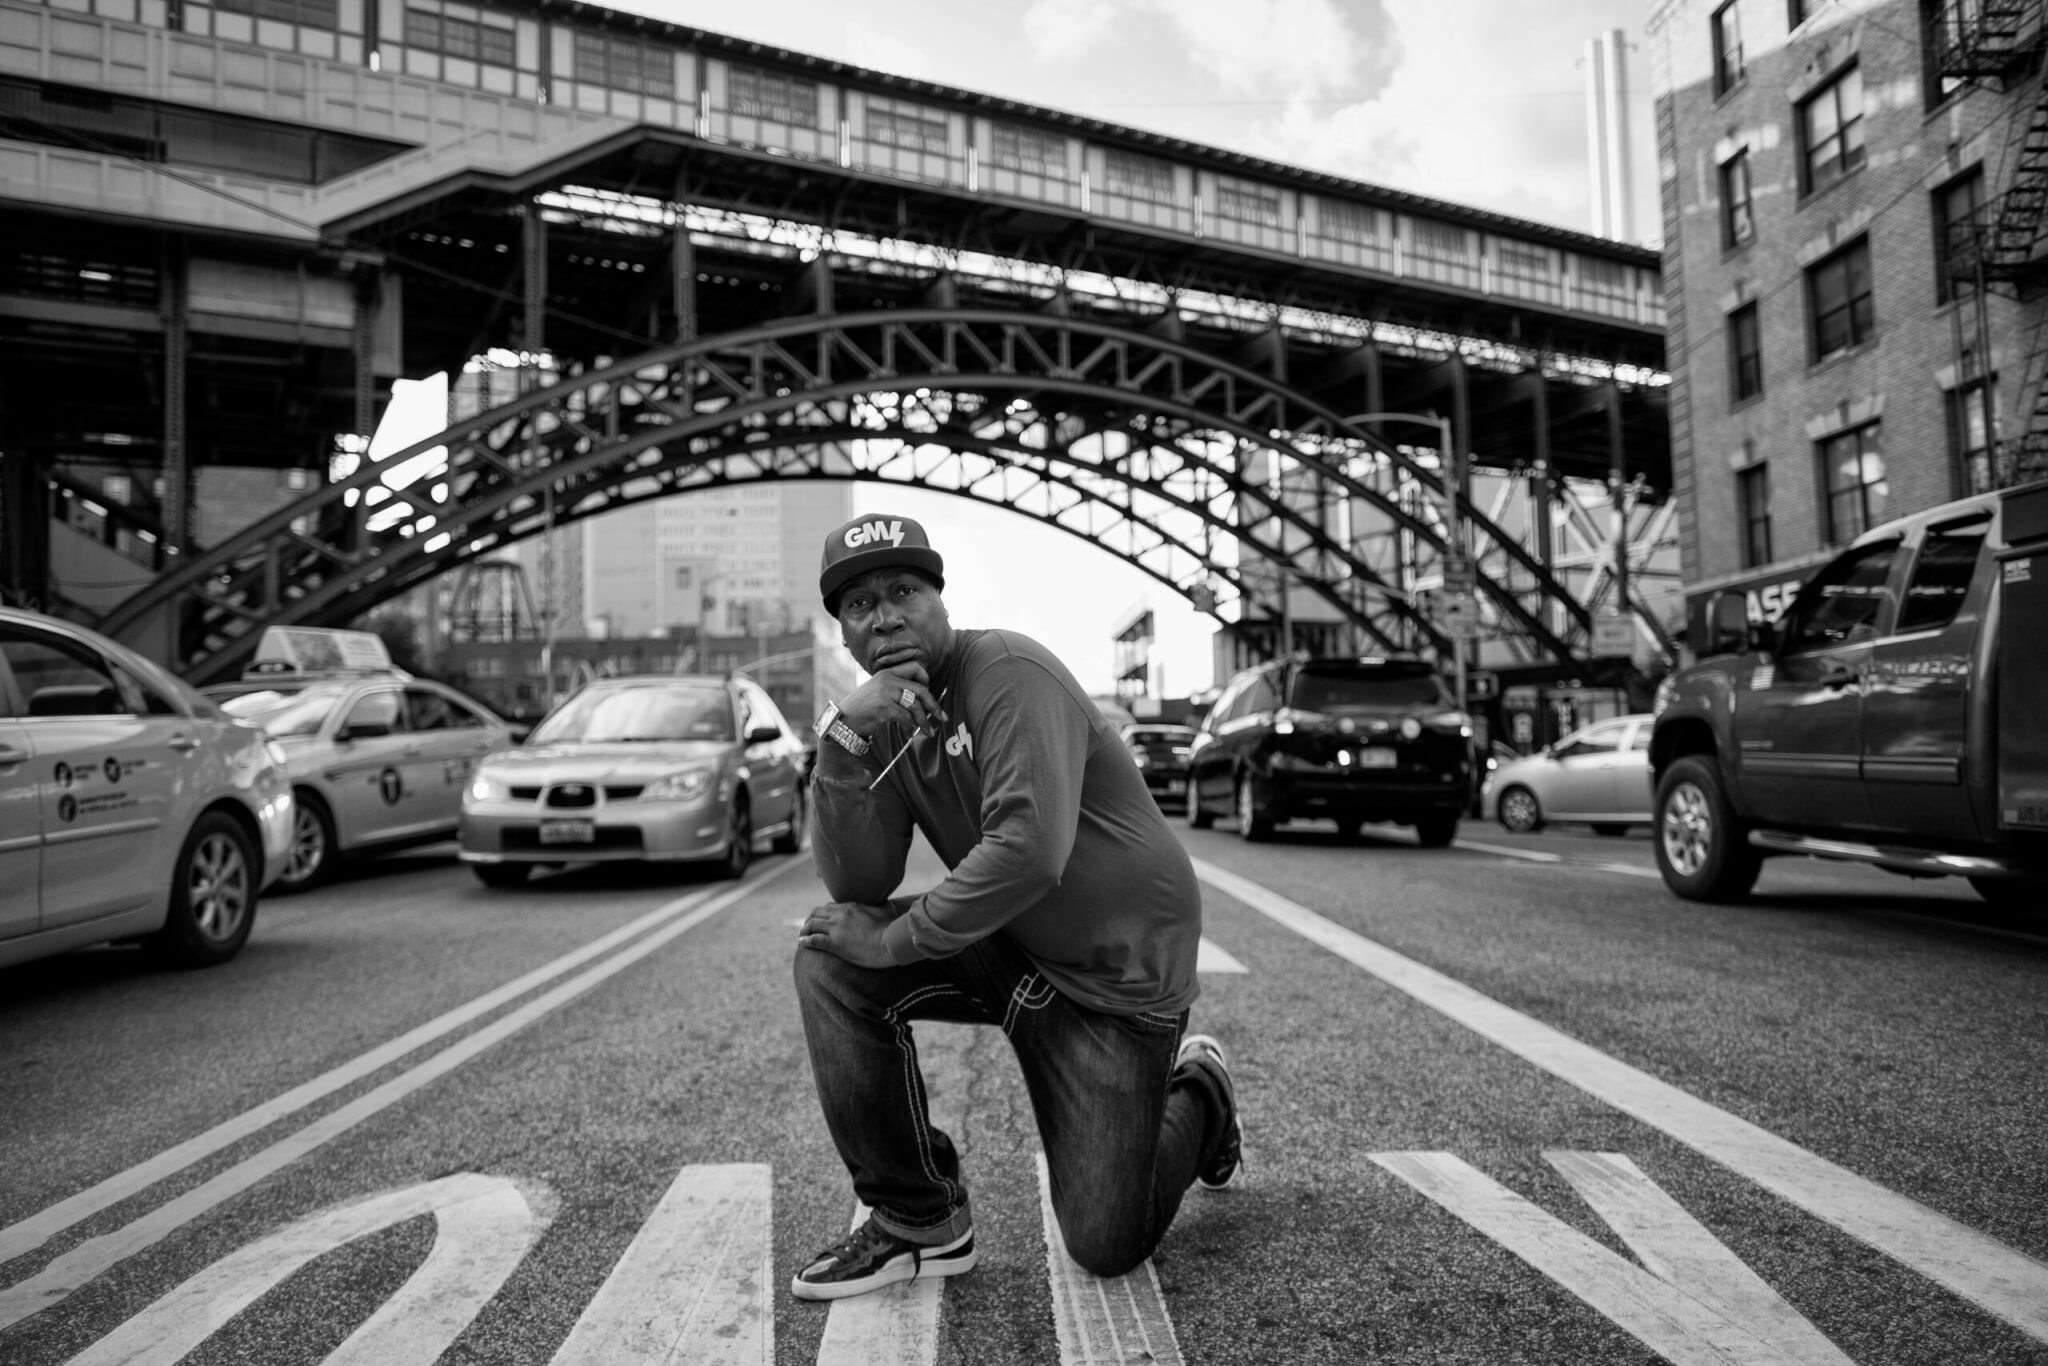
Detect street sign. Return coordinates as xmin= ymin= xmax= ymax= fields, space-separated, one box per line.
xmin=1435 ymin=591 xmax=1480 ymax=640
xmin=1467 ymin=670 xmax=1499 ymax=701
xmin=1592 ymin=614 xmax=1635 ymax=658
xmin=1441 ymin=552 xmax=1477 ymax=594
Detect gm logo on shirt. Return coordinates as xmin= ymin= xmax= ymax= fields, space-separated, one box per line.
xmin=844 ymin=520 xmax=905 ymax=550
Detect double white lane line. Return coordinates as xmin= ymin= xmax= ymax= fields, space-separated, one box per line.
xmin=0 ymin=860 xmax=806 ymax=1332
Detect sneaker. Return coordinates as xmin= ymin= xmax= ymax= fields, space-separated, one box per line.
xmin=1176 ymin=1033 xmax=1244 ymax=1190
xmin=791 ymin=1217 xmax=977 ymax=1301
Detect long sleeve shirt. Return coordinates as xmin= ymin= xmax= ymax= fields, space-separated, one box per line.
xmin=811 ymin=628 xmax=1201 ymax=1017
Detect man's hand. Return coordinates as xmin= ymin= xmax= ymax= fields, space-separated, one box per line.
xmin=798 ymin=899 xmax=901 ymax=967
xmin=838 ymin=665 xmax=946 ymax=740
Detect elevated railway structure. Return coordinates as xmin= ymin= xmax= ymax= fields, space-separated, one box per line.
xmin=0 ymin=0 xmax=1672 ymax=686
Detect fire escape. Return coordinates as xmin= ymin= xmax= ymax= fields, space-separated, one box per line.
xmin=1937 ymin=0 xmax=2048 ymax=488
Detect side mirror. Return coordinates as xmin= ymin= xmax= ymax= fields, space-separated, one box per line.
xmin=745 ymin=725 xmax=781 ymax=746
xmin=1706 ymin=592 xmax=1754 ymax=657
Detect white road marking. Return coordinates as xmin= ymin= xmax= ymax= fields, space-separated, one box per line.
xmin=816 ymin=1203 xmax=942 ymax=1366
xmin=0 ymin=884 xmax=725 ymax=1268
xmin=1036 ymin=1153 xmax=1184 ymax=1366
xmin=1456 ymin=838 xmax=1563 ymax=863
xmin=65 ymin=1173 xmax=544 ymax=1366
xmin=1191 ymin=857 xmax=2048 ymax=1345
xmin=550 ymin=1164 xmax=772 ymax=1366
xmin=1374 ymin=1153 xmax=1850 ymax=1366
xmin=0 ymin=862 xmax=804 ymax=1334
xmin=1195 ymin=937 xmax=1247 ymax=973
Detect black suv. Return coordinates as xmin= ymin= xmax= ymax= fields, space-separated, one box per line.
xmin=1186 ymin=656 xmax=1473 ymax=845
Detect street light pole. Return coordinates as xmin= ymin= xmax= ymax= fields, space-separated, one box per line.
xmin=1339 ymin=411 xmax=1467 ymax=714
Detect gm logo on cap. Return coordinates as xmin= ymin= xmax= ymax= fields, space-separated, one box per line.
xmin=844 ymin=519 xmax=906 ymax=550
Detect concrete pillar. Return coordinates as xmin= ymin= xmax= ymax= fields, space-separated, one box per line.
xmin=161 ymin=240 xmax=189 ymax=559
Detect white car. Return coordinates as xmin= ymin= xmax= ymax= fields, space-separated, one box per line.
xmin=1483 ymin=714 xmax=1655 ymax=836
xmin=0 ymin=607 xmax=293 ymax=970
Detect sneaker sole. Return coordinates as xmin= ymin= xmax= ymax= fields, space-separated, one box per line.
xmin=790 ymin=1237 xmax=978 ymax=1301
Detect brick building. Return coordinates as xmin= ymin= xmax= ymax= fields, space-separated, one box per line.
xmin=1647 ymin=0 xmax=2048 ymax=640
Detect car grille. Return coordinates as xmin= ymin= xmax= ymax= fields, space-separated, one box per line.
xmin=506 ymin=783 xmax=645 ymax=803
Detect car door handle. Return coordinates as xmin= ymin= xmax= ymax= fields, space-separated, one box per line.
xmin=1819 ymin=661 xmax=1858 ymax=689
xmin=168 ymin=735 xmax=202 ymax=753
xmin=0 ymin=745 xmax=27 ymax=765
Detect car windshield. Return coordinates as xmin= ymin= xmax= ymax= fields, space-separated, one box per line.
xmin=218 ymin=682 xmax=351 ymax=737
xmin=529 ymin=685 xmax=733 ymax=744
xmin=1289 ymin=668 xmax=1446 ymax=713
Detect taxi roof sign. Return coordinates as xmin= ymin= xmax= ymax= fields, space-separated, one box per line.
xmin=246 ymin=626 xmax=395 ymax=677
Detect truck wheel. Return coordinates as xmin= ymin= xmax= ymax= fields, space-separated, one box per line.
xmin=1497 ymin=786 xmax=1543 ymax=833
xmin=1969 ymin=875 xmax=2044 ymax=911
xmin=1654 ymin=757 xmax=1761 ymax=902
xmin=1413 ymin=811 xmax=1459 ymax=848
xmin=1236 ymin=773 xmax=1273 ymax=842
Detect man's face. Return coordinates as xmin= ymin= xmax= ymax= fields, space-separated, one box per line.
xmin=836 ymin=569 xmax=954 ymax=677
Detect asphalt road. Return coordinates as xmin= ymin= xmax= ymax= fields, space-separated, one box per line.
xmin=2 ymin=816 xmax=2043 ymax=1366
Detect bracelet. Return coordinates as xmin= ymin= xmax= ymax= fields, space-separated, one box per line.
xmin=813 ymin=701 xmax=871 ymax=757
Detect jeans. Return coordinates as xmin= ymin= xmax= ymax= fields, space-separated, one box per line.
xmin=793 ymin=932 xmax=1228 ymax=1277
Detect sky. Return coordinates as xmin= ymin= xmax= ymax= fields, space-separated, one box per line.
xmin=402 ymin=1 xmax=1663 ymax=696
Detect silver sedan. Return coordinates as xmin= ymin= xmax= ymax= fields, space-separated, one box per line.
xmin=1482 ymin=714 xmax=1655 ymax=836
xmin=459 ymin=674 xmax=807 ymax=887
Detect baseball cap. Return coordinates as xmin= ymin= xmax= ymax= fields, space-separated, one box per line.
xmin=819 ymin=513 xmax=945 ymax=611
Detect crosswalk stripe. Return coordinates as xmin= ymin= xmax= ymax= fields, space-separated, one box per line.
xmin=816 ymin=1202 xmax=943 ymax=1366
xmin=1191 ymin=856 xmax=2048 ymax=1345
xmin=1035 ymin=1154 xmax=1184 ymax=1366
xmin=550 ymin=1164 xmax=773 ymax=1366
xmin=1195 ymin=937 xmax=1247 ymax=973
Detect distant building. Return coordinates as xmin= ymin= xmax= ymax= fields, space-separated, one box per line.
xmin=1647 ymin=0 xmax=2048 ymax=641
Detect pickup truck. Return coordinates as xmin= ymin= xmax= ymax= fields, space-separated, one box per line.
xmin=1648 ymin=480 xmax=2048 ymax=908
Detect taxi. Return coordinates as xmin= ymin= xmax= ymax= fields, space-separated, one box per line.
xmin=0 ymin=606 xmax=292 ymax=970
xmin=203 ymin=627 xmax=517 ymax=891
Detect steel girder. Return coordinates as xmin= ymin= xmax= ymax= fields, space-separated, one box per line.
xmin=101 ymin=308 xmax=1600 ymax=682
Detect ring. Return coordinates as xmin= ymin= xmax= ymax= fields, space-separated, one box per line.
xmin=899 ymin=687 xmax=916 ymax=708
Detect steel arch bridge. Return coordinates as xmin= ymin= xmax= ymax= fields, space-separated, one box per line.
xmin=103 ymin=308 xmax=1610 ymax=684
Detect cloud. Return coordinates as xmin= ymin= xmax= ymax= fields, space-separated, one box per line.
xmin=1021 ymin=0 xmax=1121 ymax=62
xmin=1022 ymin=0 xmax=1371 ymax=98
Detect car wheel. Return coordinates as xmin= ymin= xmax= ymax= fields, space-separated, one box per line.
xmin=1185 ymin=776 xmax=1214 ymax=829
xmin=147 ymin=811 xmax=257 ymax=968
xmin=772 ymin=786 xmax=806 ymax=854
xmin=274 ymin=790 xmax=336 ymax=894
xmin=1235 ymin=773 xmax=1272 ymax=842
xmin=1969 ymin=875 xmax=2044 ymax=910
xmin=1413 ymin=811 xmax=1459 ymax=848
xmin=1654 ymin=756 xmax=1761 ymax=902
xmin=473 ymin=863 xmax=531 ymax=889
xmin=720 ymin=801 xmax=753 ymax=880
xmin=1497 ymin=786 xmax=1543 ymax=834
xmin=1591 ymin=823 xmax=1632 ymax=837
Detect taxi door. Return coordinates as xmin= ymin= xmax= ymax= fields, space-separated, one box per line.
xmin=326 ymin=685 xmax=420 ymax=846
xmin=402 ymin=687 xmax=507 ymax=833
xmin=0 ymin=623 xmax=184 ymax=928
xmin=0 ymin=715 xmax=39 ymax=942
xmin=1862 ymin=516 xmax=1988 ymax=842
xmin=1541 ymin=720 xmax=1630 ymax=816
xmin=1731 ymin=539 xmax=1898 ymax=831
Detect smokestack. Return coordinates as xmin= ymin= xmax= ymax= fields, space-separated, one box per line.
xmin=1584 ymin=28 xmax=1636 ymax=241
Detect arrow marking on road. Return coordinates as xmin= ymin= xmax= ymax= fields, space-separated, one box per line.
xmin=1191 ymin=857 xmax=2048 ymax=1345
xmin=64 ymin=1173 xmax=545 ymax=1366
xmin=1037 ymin=1153 xmax=1184 ymax=1366
xmin=550 ymin=1163 xmax=773 ymax=1366
xmin=1375 ymin=1152 xmax=1851 ymax=1365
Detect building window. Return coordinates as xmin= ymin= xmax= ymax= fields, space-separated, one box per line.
xmin=403 ymin=7 xmax=514 ymax=66
xmin=1947 ymin=375 xmax=1999 ymax=495
xmin=728 ymin=65 xmax=818 ymax=126
xmin=1801 ymin=65 xmax=1866 ymax=193
xmin=1738 ymin=462 xmax=1773 ymax=568
xmin=989 ymin=122 xmax=1066 ymax=176
xmin=1214 ymin=176 xmax=1282 ymax=226
xmin=1319 ymin=199 xmax=1376 ymax=244
xmin=865 ymin=106 xmax=949 ymax=153
xmin=1720 ymin=149 xmax=1755 ymax=248
xmin=572 ymin=33 xmax=674 ymax=97
xmin=1807 ymin=238 xmax=1874 ymax=361
xmin=215 ymin=0 xmax=339 ymax=26
xmin=1934 ymin=168 xmax=1985 ymax=304
xmin=1818 ymin=423 xmax=1888 ymax=544
xmin=1103 ymin=149 xmax=1176 ymax=202
xmin=1713 ymin=1 xmax=1746 ymax=94
xmin=1729 ymin=302 xmax=1764 ymax=401
xmin=1411 ymin=220 xmax=1470 ymax=259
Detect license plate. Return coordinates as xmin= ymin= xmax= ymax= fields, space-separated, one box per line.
xmin=1357 ymin=748 xmax=1397 ymax=769
xmin=539 ymin=818 xmax=594 ymax=844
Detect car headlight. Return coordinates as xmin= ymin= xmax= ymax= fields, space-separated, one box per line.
xmin=643 ymin=768 xmax=714 ymax=801
xmin=1653 ymin=676 xmax=1677 ymax=717
xmin=469 ymin=771 xmax=510 ymax=802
